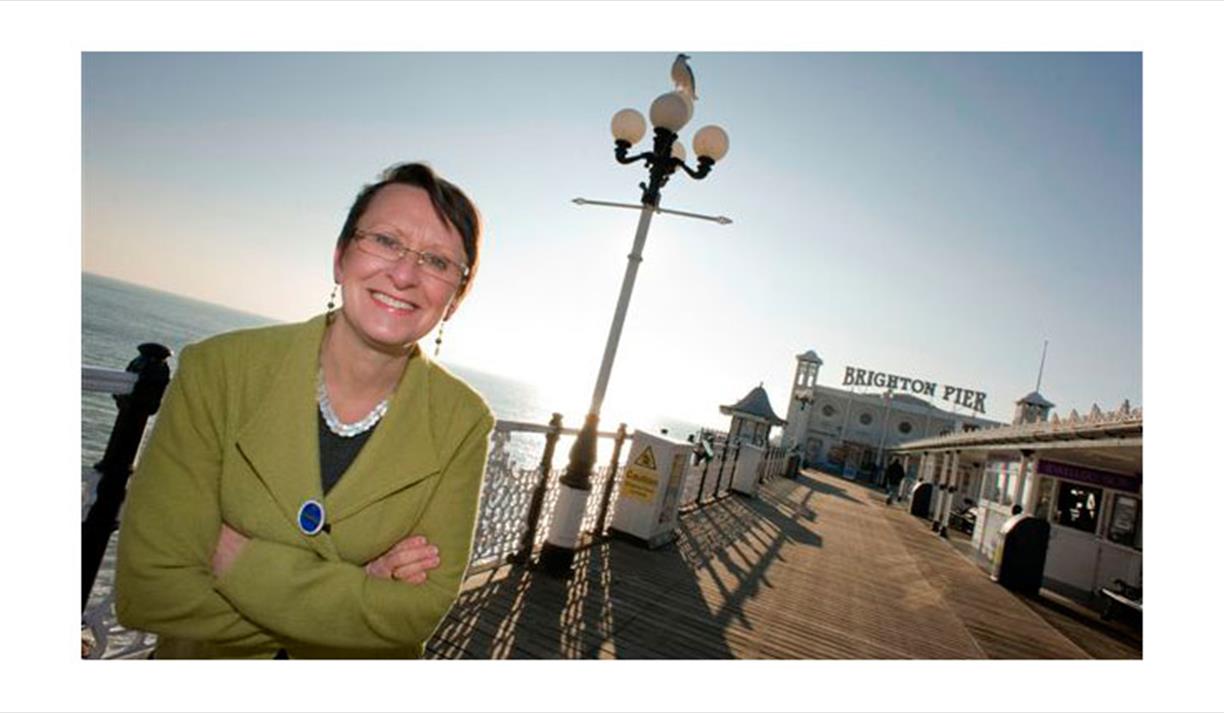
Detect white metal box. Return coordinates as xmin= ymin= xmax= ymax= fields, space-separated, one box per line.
xmin=610 ymin=431 xmax=690 ymax=548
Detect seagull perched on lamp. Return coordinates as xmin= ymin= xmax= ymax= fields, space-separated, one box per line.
xmin=671 ymin=53 xmax=697 ymax=100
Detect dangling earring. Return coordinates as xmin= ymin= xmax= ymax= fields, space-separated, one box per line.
xmin=434 ymin=320 xmax=446 ymax=358
xmin=325 ymin=284 xmax=338 ymax=324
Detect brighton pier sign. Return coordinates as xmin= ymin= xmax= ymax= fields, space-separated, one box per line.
xmin=842 ymin=366 xmax=988 ymax=414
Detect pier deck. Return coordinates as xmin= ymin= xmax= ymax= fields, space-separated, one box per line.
xmin=427 ymin=469 xmax=1140 ymax=659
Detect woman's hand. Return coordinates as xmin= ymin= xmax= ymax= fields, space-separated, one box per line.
xmin=364 ymin=535 xmax=441 ymax=585
xmin=211 ymin=523 xmax=250 ymax=578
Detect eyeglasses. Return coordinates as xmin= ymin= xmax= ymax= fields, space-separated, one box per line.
xmin=352 ymin=230 xmax=470 ymax=286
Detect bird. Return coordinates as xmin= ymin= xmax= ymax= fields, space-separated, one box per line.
xmin=671 ymin=53 xmax=697 ymax=100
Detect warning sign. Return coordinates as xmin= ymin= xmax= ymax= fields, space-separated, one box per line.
xmin=621 ymin=466 xmax=659 ymax=501
xmin=632 ymin=446 xmax=657 ymax=471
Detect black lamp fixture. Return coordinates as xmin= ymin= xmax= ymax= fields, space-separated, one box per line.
xmin=610 ymin=93 xmax=730 ymax=207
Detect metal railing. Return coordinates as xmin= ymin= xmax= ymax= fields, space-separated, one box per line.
xmin=758 ymin=444 xmax=789 ymax=483
xmin=470 ymin=416 xmax=629 ymax=573
xmin=678 ymin=430 xmax=740 ymax=510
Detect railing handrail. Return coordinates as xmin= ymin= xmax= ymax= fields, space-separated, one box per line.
xmin=82 ymin=366 xmax=138 ymax=395
xmin=494 ymin=417 xmax=624 ymax=440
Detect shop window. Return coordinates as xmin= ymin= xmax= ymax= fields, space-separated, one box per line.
xmin=1107 ymin=495 xmax=1142 ymax=549
xmin=859 ymin=412 xmax=873 ymax=426
xmin=1055 ymin=482 xmax=1102 ymax=534
xmin=1033 ymin=477 xmax=1055 ymax=520
xmin=821 ymin=404 xmax=836 ymax=418
xmin=983 ymin=460 xmax=1020 ymax=505
xmin=898 ymin=421 xmax=913 ymax=434
xmin=981 ymin=467 xmax=998 ymax=502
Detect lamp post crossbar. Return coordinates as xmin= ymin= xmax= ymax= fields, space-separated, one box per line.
xmin=572 ymin=197 xmax=733 ymax=225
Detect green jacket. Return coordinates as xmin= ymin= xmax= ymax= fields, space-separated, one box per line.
xmin=115 ymin=314 xmax=494 ymax=658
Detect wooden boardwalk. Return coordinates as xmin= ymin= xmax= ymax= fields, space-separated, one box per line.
xmin=427 ymin=469 xmax=1139 ymax=659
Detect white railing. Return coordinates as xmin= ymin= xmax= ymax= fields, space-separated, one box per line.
xmin=758 ymin=444 xmax=789 ymax=483
xmin=82 ymin=366 xmax=138 ymax=395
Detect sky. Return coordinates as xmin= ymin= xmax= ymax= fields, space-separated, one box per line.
xmin=81 ymin=51 xmax=1142 ymax=431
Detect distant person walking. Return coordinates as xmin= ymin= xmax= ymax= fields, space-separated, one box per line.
xmin=884 ymin=458 xmax=906 ymax=506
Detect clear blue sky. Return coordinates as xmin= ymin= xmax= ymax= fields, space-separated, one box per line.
xmin=82 ymin=52 xmax=1141 ymax=428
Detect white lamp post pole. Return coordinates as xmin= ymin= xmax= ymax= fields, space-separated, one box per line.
xmin=538 ymin=61 xmax=730 ymax=578
xmin=589 ymin=205 xmax=654 ymax=417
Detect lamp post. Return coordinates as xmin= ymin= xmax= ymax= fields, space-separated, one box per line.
xmin=874 ymin=389 xmax=894 ymax=487
xmin=793 ymin=388 xmax=815 ymax=466
xmin=538 ymin=68 xmax=730 ymax=578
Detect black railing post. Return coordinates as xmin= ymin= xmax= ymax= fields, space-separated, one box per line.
xmin=83 ymin=342 xmax=172 ymax=611
xmin=712 ymin=436 xmax=730 ymax=500
xmin=594 ymin=423 xmax=628 ymax=536
xmin=722 ymin=441 xmax=741 ymax=496
xmin=696 ymin=440 xmax=712 ymax=506
xmin=511 ymin=413 xmax=563 ymax=565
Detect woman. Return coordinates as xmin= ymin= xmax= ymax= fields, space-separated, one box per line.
xmin=115 ymin=163 xmax=494 ymax=658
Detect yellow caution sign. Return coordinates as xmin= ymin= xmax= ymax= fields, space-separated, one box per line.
xmin=621 ymin=466 xmax=659 ymax=501
xmin=632 ymin=446 xmax=657 ymax=471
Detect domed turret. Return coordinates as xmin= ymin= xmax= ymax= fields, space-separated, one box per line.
xmin=1013 ymin=391 xmax=1055 ymax=425
xmin=721 ymin=383 xmax=787 ymax=446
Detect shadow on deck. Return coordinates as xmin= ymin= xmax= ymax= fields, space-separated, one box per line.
xmin=427 ymin=470 xmax=1141 ymax=659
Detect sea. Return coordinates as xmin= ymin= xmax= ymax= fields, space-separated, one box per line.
xmin=81 ymin=272 xmax=705 ymax=471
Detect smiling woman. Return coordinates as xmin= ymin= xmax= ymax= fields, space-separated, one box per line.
xmin=114 ymin=163 xmax=495 ymax=659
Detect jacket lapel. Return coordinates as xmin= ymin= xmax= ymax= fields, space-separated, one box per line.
xmin=325 ymin=349 xmax=441 ymax=522
xmin=234 ymin=315 xmax=335 ymax=560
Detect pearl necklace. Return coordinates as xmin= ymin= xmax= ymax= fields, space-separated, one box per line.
xmin=317 ymin=367 xmax=390 ymax=438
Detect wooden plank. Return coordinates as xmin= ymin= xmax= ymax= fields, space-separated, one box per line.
xmin=428 ymin=470 xmax=1136 ymax=659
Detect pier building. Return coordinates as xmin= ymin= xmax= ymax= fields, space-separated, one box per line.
xmin=893 ymin=397 xmax=1142 ymax=606
xmin=780 ymin=350 xmax=998 ymax=482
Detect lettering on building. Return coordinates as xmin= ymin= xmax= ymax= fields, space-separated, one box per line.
xmin=841 ymin=366 xmax=988 ymax=414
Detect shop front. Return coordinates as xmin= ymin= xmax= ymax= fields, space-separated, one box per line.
xmin=1037 ymin=460 xmax=1142 ymax=600
xmin=894 ymin=399 xmax=1142 ymax=607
